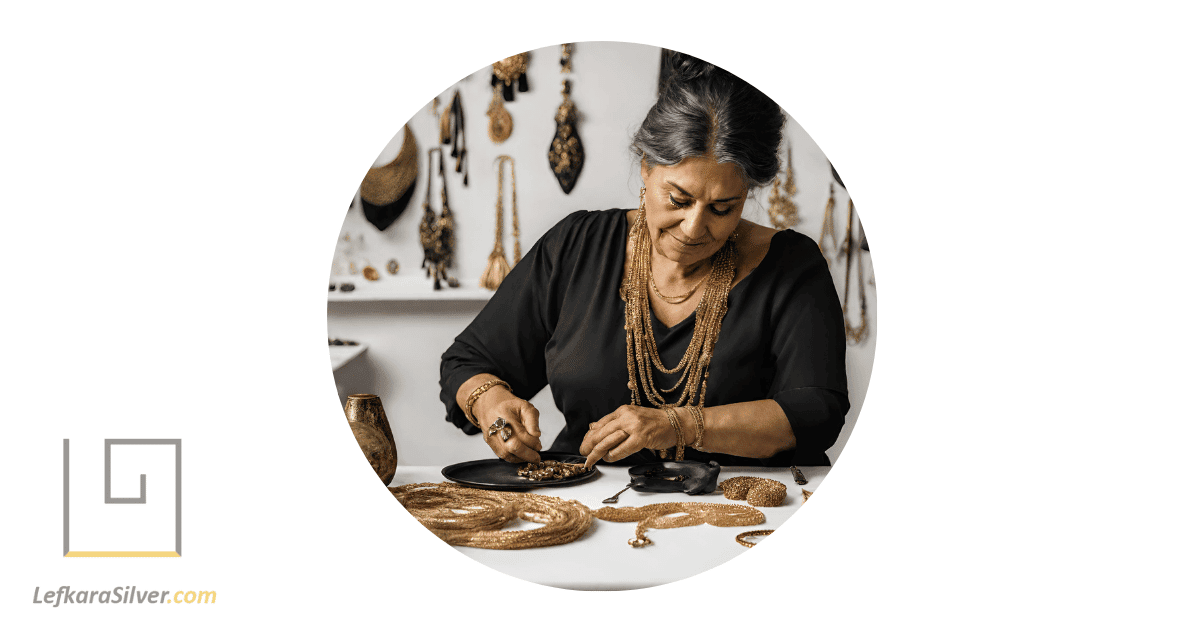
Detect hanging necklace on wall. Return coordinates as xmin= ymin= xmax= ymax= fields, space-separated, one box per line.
xmin=491 ymin=52 xmax=530 ymax=102
xmin=419 ymin=148 xmax=459 ymax=290
xmin=486 ymin=83 xmax=513 ymax=144
xmin=440 ymin=90 xmax=467 ymax=186
xmin=549 ymin=79 xmax=585 ymax=194
xmin=559 ymin=43 xmax=573 ymax=73
xmin=767 ymin=142 xmax=799 ymax=229
xmin=838 ymin=199 xmax=869 ymax=344
xmin=818 ymin=182 xmax=838 ymax=264
xmin=480 ymin=155 xmax=521 ymax=290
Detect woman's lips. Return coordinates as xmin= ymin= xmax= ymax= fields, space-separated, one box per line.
xmin=667 ymin=231 xmax=708 ymax=247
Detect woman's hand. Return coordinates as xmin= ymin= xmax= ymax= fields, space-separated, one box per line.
xmin=476 ymin=390 xmax=542 ymax=464
xmin=580 ymin=405 xmax=685 ymax=468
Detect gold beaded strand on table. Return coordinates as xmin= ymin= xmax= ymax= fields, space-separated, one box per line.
xmin=392 ymin=483 xmax=591 ymax=550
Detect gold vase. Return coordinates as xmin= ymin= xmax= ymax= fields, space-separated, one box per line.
xmin=344 ymin=393 xmax=397 ymax=485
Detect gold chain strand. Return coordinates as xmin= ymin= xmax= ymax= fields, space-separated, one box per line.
xmin=592 ymin=501 xmax=764 ymax=548
xmin=392 ymin=483 xmax=591 ymax=550
xmin=735 ymin=529 xmax=775 ymax=547
xmin=480 ymin=156 xmax=520 ymax=290
xmin=649 ymin=255 xmax=711 ymax=304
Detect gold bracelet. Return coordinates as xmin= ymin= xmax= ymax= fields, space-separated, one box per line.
xmin=464 ymin=379 xmax=511 ymax=429
xmin=685 ymin=406 xmax=706 ymax=451
xmin=665 ymin=407 xmax=685 ymax=461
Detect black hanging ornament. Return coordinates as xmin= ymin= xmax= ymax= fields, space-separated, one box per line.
xmin=491 ymin=52 xmax=530 ymax=102
xmin=548 ymin=79 xmax=584 ymax=194
xmin=441 ymin=90 xmax=467 ymax=186
xmin=359 ymin=124 xmax=418 ymax=231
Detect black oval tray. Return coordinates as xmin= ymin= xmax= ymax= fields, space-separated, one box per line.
xmin=441 ymin=452 xmax=598 ymax=491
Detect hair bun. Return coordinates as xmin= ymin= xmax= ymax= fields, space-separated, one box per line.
xmin=666 ymin=51 xmax=719 ymax=83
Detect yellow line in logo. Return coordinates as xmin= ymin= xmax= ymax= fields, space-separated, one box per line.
xmin=64 ymin=551 xmax=181 ymax=557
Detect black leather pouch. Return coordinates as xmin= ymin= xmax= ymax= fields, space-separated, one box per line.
xmin=628 ymin=461 xmax=720 ymax=495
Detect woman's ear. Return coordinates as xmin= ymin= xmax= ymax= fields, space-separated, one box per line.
xmin=639 ymin=158 xmax=650 ymax=186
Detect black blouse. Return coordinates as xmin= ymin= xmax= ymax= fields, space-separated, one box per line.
xmin=440 ymin=209 xmax=849 ymax=466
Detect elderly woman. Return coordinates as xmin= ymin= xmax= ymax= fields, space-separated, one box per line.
xmin=440 ymin=54 xmax=848 ymax=469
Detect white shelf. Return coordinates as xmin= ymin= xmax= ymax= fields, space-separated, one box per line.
xmin=330 ymin=344 xmax=368 ymax=371
xmin=327 ymin=273 xmax=494 ymax=303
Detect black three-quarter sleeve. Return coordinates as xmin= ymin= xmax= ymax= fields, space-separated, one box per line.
xmin=762 ymin=234 xmax=850 ymax=466
xmin=439 ymin=210 xmax=589 ymax=434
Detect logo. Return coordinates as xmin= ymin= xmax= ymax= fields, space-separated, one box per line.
xmin=62 ymin=439 xmax=182 ymax=557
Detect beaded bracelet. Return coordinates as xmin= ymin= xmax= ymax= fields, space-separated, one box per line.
xmin=685 ymin=406 xmax=706 ymax=452
xmin=464 ymin=379 xmax=511 ymax=429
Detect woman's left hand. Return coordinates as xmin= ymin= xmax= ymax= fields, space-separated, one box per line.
xmin=580 ymin=405 xmax=678 ymax=467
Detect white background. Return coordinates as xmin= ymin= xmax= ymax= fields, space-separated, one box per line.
xmin=2 ymin=1 xmax=1197 ymax=626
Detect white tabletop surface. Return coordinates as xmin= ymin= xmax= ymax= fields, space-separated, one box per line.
xmin=389 ymin=464 xmax=826 ymax=590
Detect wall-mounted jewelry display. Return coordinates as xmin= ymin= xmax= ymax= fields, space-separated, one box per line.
xmin=419 ymin=148 xmax=460 ymax=290
xmin=480 ymin=155 xmax=521 ymax=290
xmin=549 ymin=79 xmax=584 ymax=194
xmin=486 ymin=83 xmax=513 ymax=144
xmin=440 ymin=90 xmax=468 ymax=186
xmin=359 ymin=124 xmax=418 ymax=231
xmin=491 ymin=52 xmax=530 ymax=102
xmin=767 ymin=142 xmax=799 ymax=229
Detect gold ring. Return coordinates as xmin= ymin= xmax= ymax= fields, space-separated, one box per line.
xmin=489 ymin=417 xmax=507 ymax=431
xmin=499 ymin=426 xmax=514 ymax=442
xmin=735 ymin=529 xmax=775 ymax=548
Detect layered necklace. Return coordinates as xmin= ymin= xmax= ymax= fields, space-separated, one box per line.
xmin=622 ymin=191 xmax=737 ymax=410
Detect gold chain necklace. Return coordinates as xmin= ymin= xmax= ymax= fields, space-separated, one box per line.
xmin=592 ymin=501 xmax=764 ymax=548
xmin=622 ymin=190 xmax=737 ymax=411
xmin=480 ymin=155 xmax=520 ymax=290
xmin=648 ymin=256 xmax=711 ymax=304
xmin=838 ymin=198 xmax=869 ymax=344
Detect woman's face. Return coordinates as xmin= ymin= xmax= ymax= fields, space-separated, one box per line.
xmin=640 ymin=156 xmax=749 ymax=266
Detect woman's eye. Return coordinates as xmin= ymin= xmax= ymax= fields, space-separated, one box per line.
xmin=710 ymin=206 xmax=732 ymax=217
xmin=668 ymin=195 xmax=687 ymax=208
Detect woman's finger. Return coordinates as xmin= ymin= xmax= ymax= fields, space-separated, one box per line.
xmin=601 ymin=429 xmax=643 ymax=463
xmin=518 ymin=402 xmax=541 ymax=438
xmin=502 ymin=431 xmax=542 ymax=463
xmin=584 ymin=429 xmax=632 ymax=469
xmin=580 ymin=409 xmax=623 ymax=454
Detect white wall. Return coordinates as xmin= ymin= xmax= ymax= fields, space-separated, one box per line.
xmin=327 ymin=41 xmax=875 ymax=466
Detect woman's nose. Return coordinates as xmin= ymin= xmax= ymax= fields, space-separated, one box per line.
xmin=679 ymin=208 xmax=708 ymax=241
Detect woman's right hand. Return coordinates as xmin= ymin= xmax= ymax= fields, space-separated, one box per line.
xmin=476 ymin=390 xmax=542 ymax=464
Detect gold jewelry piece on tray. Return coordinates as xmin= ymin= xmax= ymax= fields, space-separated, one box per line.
xmin=392 ymin=483 xmax=591 ymax=550
xmin=480 ymin=155 xmax=521 ymax=290
xmin=517 ymin=460 xmax=589 ymax=481
xmin=486 ymin=83 xmax=513 ymax=144
xmin=735 ymin=529 xmax=775 ymax=548
xmin=767 ymin=142 xmax=799 ymax=229
xmin=719 ymin=476 xmax=788 ymax=507
xmin=591 ymin=501 xmax=764 ymax=548
xmin=465 ymin=380 xmax=511 ymax=429
xmin=623 ymin=188 xmax=736 ymax=415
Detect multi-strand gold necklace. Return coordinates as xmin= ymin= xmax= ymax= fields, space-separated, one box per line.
xmin=622 ymin=194 xmax=737 ymax=411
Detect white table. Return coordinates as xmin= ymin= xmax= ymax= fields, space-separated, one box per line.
xmin=389 ymin=464 xmax=826 ymax=590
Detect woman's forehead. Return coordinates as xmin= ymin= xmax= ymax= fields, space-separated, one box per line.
xmin=650 ymin=157 xmax=747 ymax=200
